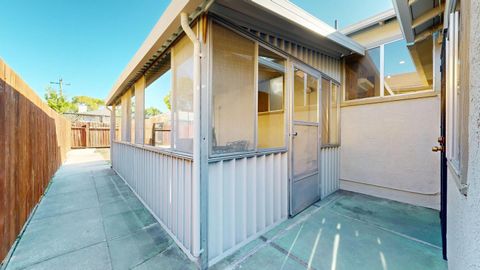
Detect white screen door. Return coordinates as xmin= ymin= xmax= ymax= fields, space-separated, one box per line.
xmin=290 ymin=65 xmax=321 ymax=215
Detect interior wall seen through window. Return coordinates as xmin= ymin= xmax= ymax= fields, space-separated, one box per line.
xmin=345 ymin=47 xmax=381 ymax=100
xmin=321 ymin=78 xmax=330 ymax=144
xmin=321 ymin=79 xmax=340 ymax=145
xmin=211 ymin=22 xmax=255 ymax=155
xmin=329 ymin=83 xmax=339 ymax=144
xmin=293 ymin=68 xmax=318 ymax=123
xmin=257 ymin=46 xmax=286 ymax=149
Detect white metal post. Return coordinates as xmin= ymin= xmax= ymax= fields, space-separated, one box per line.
xmin=134 ymin=76 xmax=146 ymax=144
xmin=180 ymin=12 xmax=201 ymax=259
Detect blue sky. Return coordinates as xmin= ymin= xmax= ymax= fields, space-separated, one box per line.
xmin=0 ymin=0 xmax=392 ymax=102
xmin=291 ymin=0 xmax=393 ymax=29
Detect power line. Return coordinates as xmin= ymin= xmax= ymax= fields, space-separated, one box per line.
xmin=50 ymin=78 xmax=71 ymax=96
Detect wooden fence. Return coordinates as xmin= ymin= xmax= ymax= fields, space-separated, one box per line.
xmin=71 ymin=122 xmax=110 ymax=148
xmin=0 ymin=59 xmax=71 ymax=262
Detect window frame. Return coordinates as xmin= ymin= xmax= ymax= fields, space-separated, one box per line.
xmin=257 ymin=43 xmax=289 ymax=152
xmin=207 ymin=19 xmax=291 ymax=158
xmin=322 ymin=79 xmax=341 ymax=147
xmin=171 ymin=35 xmax=195 ymax=154
xmin=342 ymin=38 xmax=436 ymax=104
xmin=142 ymin=51 xmax=174 ymax=151
xmin=446 ymin=10 xmax=468 ymax=195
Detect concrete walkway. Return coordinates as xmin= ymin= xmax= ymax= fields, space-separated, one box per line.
xmin=4 ymin=149 xmax=196 ymax=270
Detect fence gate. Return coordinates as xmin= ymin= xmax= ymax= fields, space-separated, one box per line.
xmin=71 ymin=122 xmax=110 ymax=148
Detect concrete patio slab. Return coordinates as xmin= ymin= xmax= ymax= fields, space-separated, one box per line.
xmin=213 ymin=191 xmax=447 ymax=270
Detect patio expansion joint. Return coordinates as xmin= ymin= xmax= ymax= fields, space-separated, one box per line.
xmin=28 ymin=204 xmax=100 ymax=222
xmin=11 ymin=240 xmax=108 ymax=270
xmin=93 ymin=171 xmax=115 ymax=270
xmin=130 ymin=243 xmax=176 ymax=270
xmin=268 ymin=241 xmax=318 ymax=270
xmin=221 ymin=195 xmax=343 ymax=270
xmin=325 ymin=208 xmax=443 ymax=250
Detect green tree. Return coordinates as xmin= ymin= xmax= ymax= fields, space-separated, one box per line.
xmin=145 ymin=107 xmax=161 ymax=118
xmin=71 ymin=95 xmax=104 ymax=111
xmin=164 ymin=91 xmax=171 ymax=111
xmin=44 ymin=87 xmax=76 ymax=113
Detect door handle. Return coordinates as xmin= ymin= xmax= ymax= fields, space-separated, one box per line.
xmin=432 ymin=146 xmax=444 ymax=152
xmin=291 ymin=132 xmax=298 ymax=137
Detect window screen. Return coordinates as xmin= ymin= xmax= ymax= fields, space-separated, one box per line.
xmin=211 ymin=22 xmax=255 ymax=155
xmin=144 ymin=62 xmax=172 ymax=148
xmin=114 ymin=103 xmax=121 ymax=141
xmin=130 ymin=91 xmax=135 ymax=143
xmin=293 ymin=68 xmax=318 ymax=122
xmin=173 ymin=35 xmax=194 ymax=153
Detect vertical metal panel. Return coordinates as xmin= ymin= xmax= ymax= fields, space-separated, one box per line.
xmin=320 ymin=146 xmax=341 ymax=198
xmin=207 ymin=152 xmax=288 ymax=265
xmin=111 ymin=142 xmax=194 ymax=257
xmin=249 ymin=28 xmax=342 ymax=82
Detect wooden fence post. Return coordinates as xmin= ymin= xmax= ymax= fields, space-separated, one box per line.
xmin=85 ymin=122 xmax=90 ymax=148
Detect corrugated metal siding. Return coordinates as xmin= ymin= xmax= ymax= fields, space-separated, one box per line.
xmin=248 ymin=29 xmax=342 ymax=82
xmin=111 ymin=142 xmax=194 ymax=256
xmin=320 ymin=146 xmax=341 ymax=198
xmin=207 ymin=152 xmax=288 ymax=265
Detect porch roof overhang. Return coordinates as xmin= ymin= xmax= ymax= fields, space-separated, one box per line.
xmin=392 ymin=0 xmax=444 ymax=44
xmin=105 ymin=0 xmax=365 ymax=106
xmin=210 ymin=0 xmax=365 ymax=57
xmin=105 ymin=0 xmax=208 ymax=106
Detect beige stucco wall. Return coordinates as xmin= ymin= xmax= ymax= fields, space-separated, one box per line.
xmin=447 ymin=0 xmax=480 ymax=268
xmin=340 ymin=96 xmax=441 ymax=209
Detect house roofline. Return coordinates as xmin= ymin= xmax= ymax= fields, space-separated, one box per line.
xmin=105 ymin=0 xmax=207 ymax=106
xmin=249 ymin=0 xmax=364 ymax=55
xmin=105 ymin=0 xmax=365 ymax=106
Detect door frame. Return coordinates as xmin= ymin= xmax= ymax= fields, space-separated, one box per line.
xmin=288 ymin=61 xmax=323 ymax=216
xmin=439 ymin=29 xmax=448 ymax=260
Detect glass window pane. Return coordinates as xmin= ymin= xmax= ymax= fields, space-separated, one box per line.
xmin=345 ymin=47 xmax=381 ymax=100
xmin=293 ymin=125 xmax=318 ymax=176
xmin=384 ymin=39 xmax=432 ymax=94
xmin=144 ymin=64 xmax=172 ymax=148
xmin=330 ymin=83 xmax=339 ymax=144
xmin=321 ymin=78 xmax=330 ymax=145
xmin=294 ymin=69 xmax=318 ymax=122
xmin=258 ymin=46 xmax=285 ymax=149
xmin=211 ymin=22 xmax=255 ymax=155
xmin=115 ymin=103 xmax=121 ymax=141
xmin=130 ymin=92 xmax=135 ymax=143
xmin=173 ymin=35 xmax=194 ymax=153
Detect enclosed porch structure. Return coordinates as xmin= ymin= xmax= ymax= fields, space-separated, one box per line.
xmin=105 ymin=0 xmax=440 ymax=267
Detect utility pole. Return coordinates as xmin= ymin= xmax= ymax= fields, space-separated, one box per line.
xmin=50 ymin=78 xmax=71 ymax=96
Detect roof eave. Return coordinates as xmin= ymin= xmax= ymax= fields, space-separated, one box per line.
xmin=105 ymin=0 xmax=207 ymax=106
xmin=249 ymin=0 xmax=364 ymax=55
